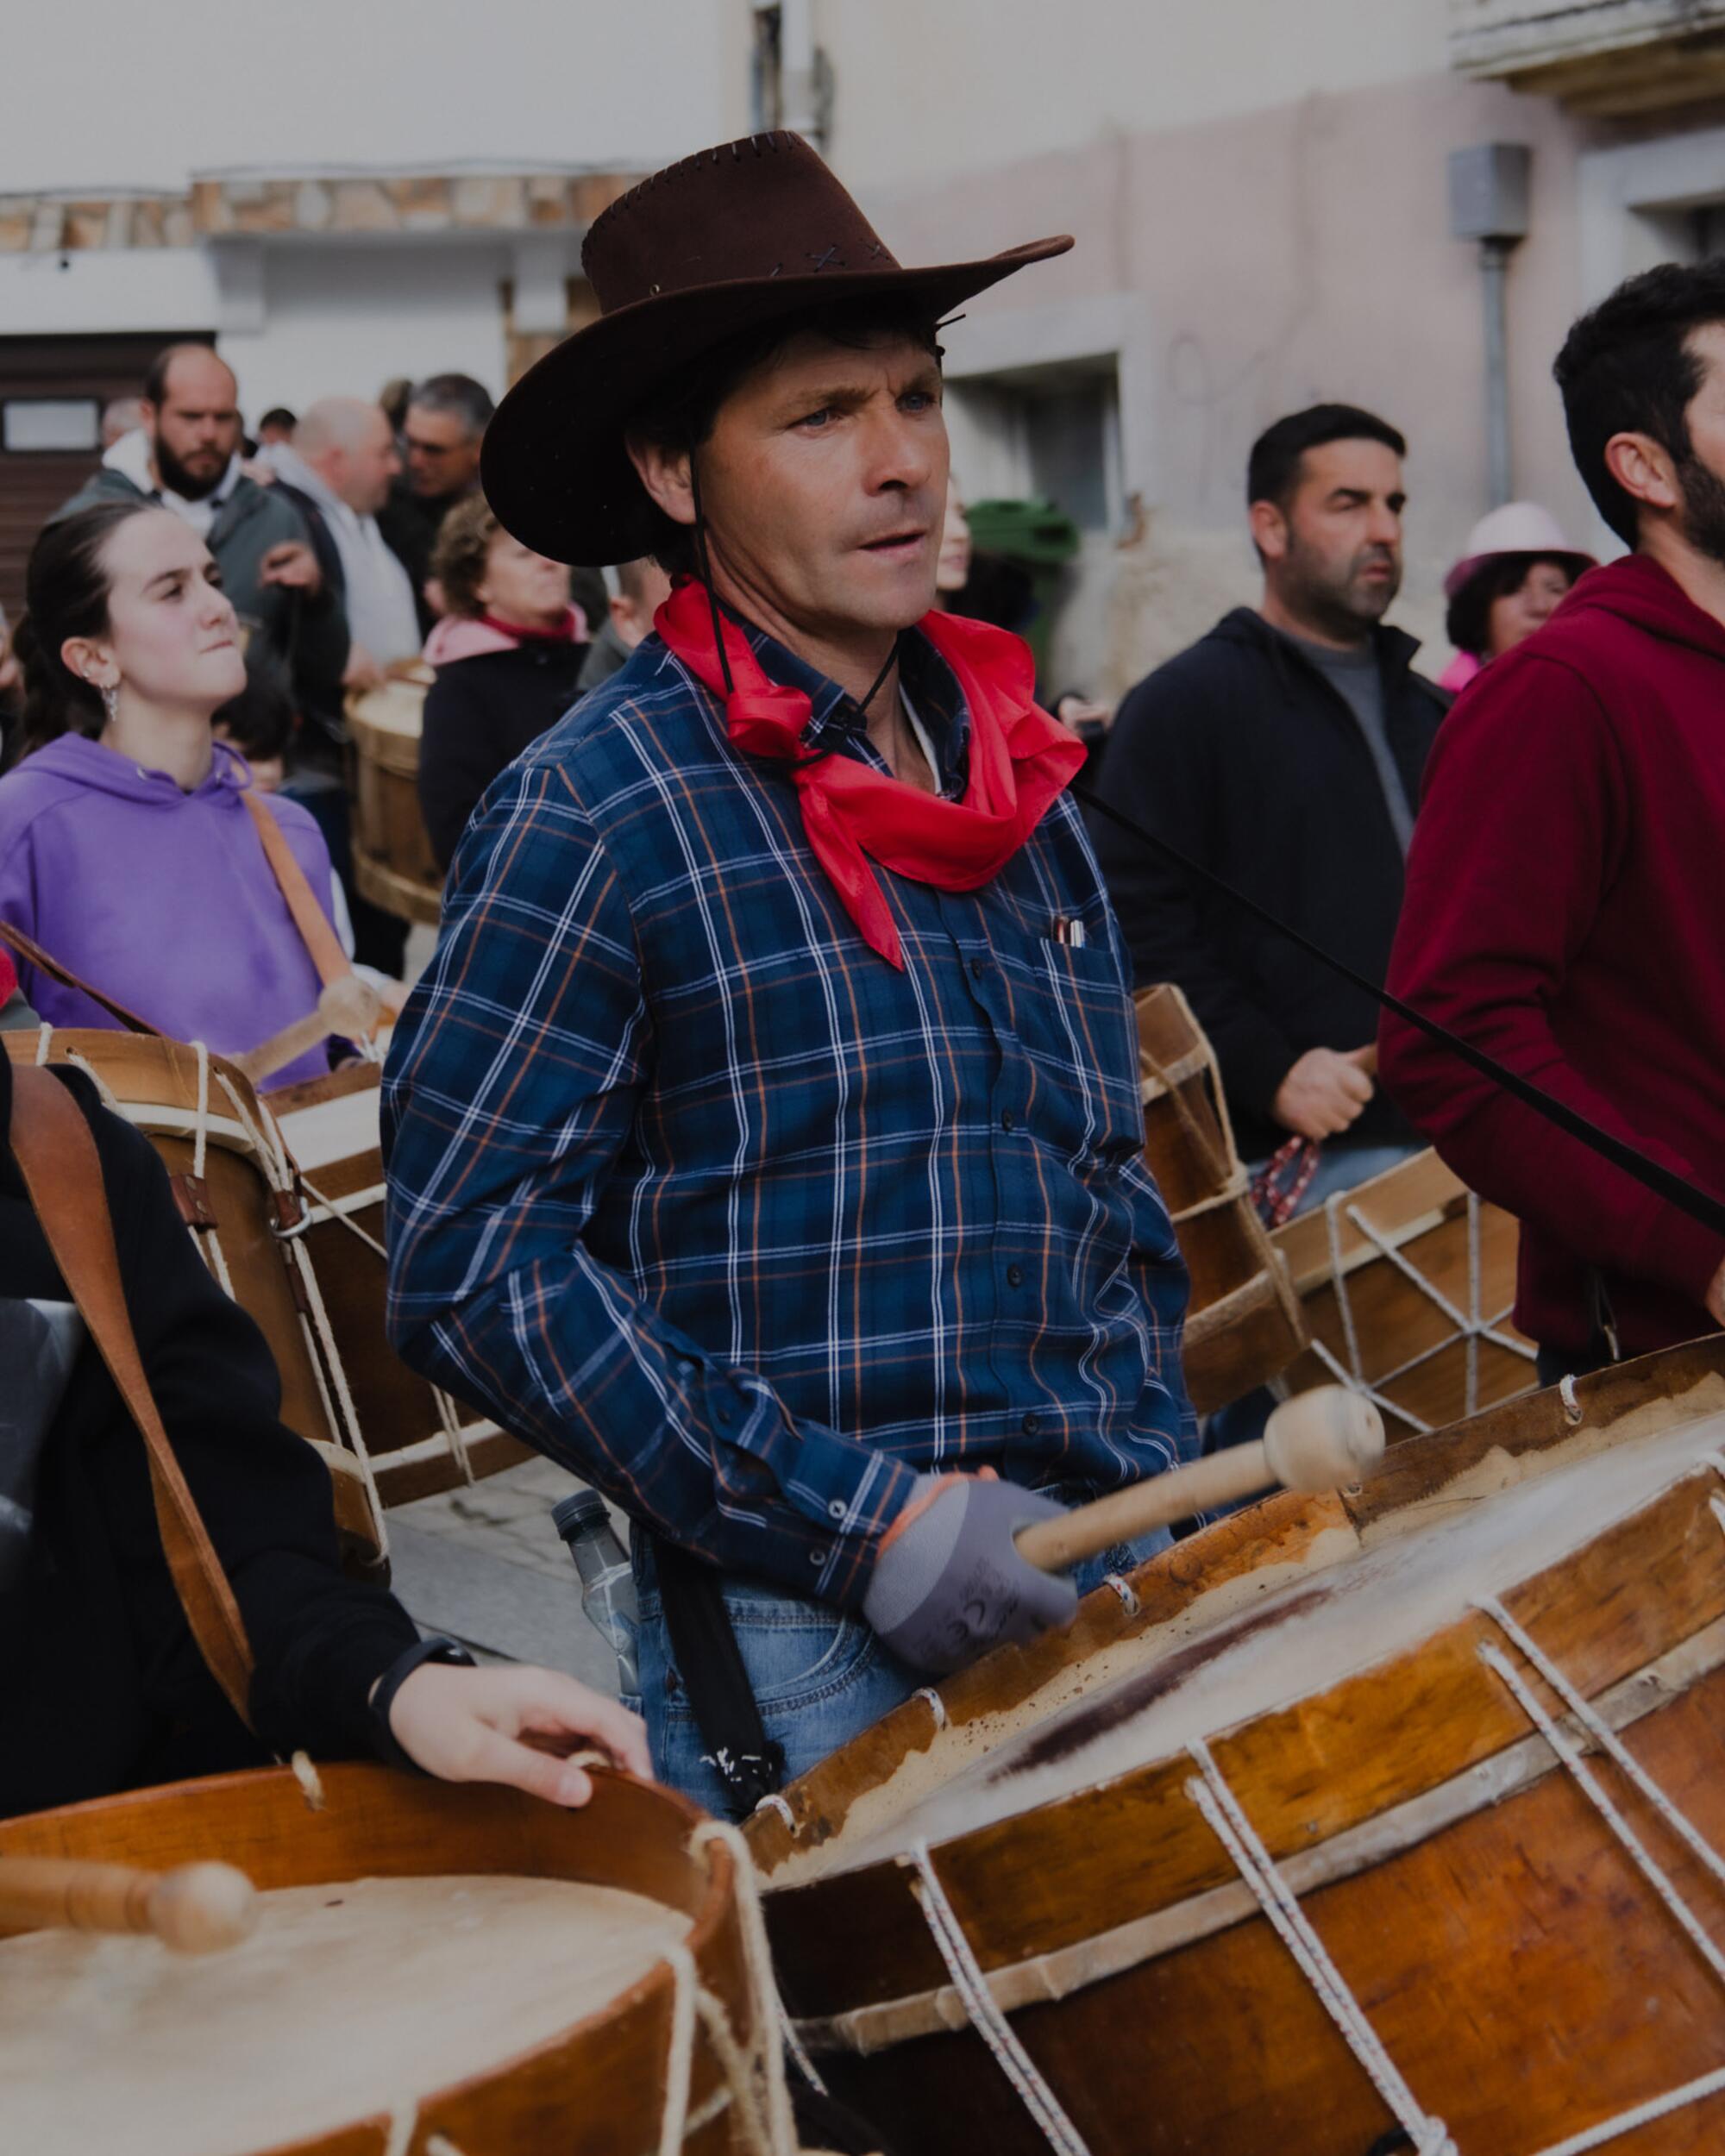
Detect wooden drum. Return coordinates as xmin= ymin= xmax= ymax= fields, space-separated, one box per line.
xmin=267 ymin=1062 xmax=532 ymax=1505
xmin=0 ymin=1763 xmax=793 ymax=2154
xmin=1134 ymin=983 xmax=1306 ymax=1412
xmin=348 ymin=661 xmax=443 ymax=927
xmin=4 ymin=1029 xmax=383 ymax=1568
xmin=1272 ymin=1144 xmax=1538 ymax=1436
xmin=750 ymin=1338 xmax=1725 ymax=2156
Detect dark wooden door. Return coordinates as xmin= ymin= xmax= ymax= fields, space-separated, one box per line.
xmin=0 ymin=331 xmax=214 ymax=624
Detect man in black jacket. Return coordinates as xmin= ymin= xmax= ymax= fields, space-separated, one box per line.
xmin=0 ymin=1049 xmax=648 ymax=1821
xmin=1094 ymin=404 xmax=1447 ymax=1193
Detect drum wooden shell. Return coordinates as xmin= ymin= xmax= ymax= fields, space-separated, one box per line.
xmin=1134 ymin=984 xmax=1306 ymax=1412
xmin=348 ymin=665 xmax=443 ymax=928
xmin=0 ymin=1764 xmax=759 ymax=2155
xmin=3 ymin=1031 xmax=381 ymax=1569
xmin=269 ymin=1063 xmax=533 ymax=1504
xmin=1271 ymin=1145 xmax=1538 ymax=1436
xmin=750 ymin=1338 xmax=1725 ymax=2156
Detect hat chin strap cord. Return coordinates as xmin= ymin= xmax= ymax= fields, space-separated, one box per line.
xmin=686 ymin=453 xmax=900 ymax=727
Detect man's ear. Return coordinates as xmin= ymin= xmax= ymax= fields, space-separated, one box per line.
xmin=625 ymin=434 xmax=696 ymax=530
xmin=1248 ymin=498 xmax=1290 ymax=567
xmin=1603 ymin=429 xmax=1681 ymax=522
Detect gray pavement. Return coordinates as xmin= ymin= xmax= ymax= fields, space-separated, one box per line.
xmin=388 ymin=1455 xmax=625 ymax=1695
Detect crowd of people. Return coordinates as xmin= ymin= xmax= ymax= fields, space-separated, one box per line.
xmin=3 ymin=128 xmax=1723 ymax=1995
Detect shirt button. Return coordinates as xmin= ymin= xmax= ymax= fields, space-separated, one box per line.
xmin=969 ymin=957 xmax=986 ymax=981
xmin=827 ymin=1499 xmax=846 ymax=1520
xmin=1000 ymin=1110 xmax=1018 ymax=1132
xmin=1020 ymin=1410 xmax=1042 ymax=1436
xmin=1007 ymin=1264 xmax=1025 ymax=1288
xmin=809 ymin=1547 xmax=828 ymax=1566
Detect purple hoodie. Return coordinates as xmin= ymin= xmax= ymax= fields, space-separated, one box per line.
xmin=0 ymin=735 xmax=338 ymax=1090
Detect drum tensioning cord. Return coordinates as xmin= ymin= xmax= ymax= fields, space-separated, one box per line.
xmin=1071 ymin=780 xmax=1725 ymax=1241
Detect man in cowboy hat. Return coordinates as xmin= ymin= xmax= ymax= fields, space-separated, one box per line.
xmin=382 ymin=133 xmax=1194 ymax=1816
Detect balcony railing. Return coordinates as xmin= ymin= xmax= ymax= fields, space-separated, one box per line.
xmin=1451 ymin=0 xmax=1725 ymax=112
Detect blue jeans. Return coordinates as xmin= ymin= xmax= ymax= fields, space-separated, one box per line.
xmin=629 ymin=1509 xmax=1172 ymax=1815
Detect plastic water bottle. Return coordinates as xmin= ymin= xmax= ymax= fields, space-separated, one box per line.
xmin=553 ymin=1491 xmax=639 ymax=1695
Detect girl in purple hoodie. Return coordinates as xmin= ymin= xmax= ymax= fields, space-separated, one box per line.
xmin=0 ymin=501 xmax=342 ymax=1089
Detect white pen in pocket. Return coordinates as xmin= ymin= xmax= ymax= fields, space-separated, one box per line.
xmin=1052 ymin=917 xmax=1088 ymax=948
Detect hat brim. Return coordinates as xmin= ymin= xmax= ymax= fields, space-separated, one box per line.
xmin=1442 ymin=546 xmax=1596 ymax=602
xmin=481 ymin=236 xmax=1073 ymax=567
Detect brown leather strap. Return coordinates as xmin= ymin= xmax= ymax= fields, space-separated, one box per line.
xmin=9 ymin=1062 xmax=255 ymax=1727
xmin=242 ymin=790 xmax=351 ymax=993
xmin=0 ymin=921 xmax=160 ymax=1036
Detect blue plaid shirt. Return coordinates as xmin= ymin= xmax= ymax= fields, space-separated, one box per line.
xmin=382 ymin=621 xmax=1194 ymax=1611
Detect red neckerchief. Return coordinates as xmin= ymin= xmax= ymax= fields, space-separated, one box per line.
xmin=478 ymin=608 xmax=582 ymax=645
xmin=655 ymin=580 xmax=1085 ymax=968
xmin=0 ymin=944 xmax=15 ymax=1012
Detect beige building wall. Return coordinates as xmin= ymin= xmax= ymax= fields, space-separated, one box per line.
xmin=800 ymin=0 xmax=1618 ymax=698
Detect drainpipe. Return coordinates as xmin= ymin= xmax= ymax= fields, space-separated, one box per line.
xmin=777 ymin=0 xmax=832 ymax=149
xmin=1447 ymin=144 xmax=1532 ymax=509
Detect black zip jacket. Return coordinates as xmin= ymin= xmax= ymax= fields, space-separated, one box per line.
xmin=418 ymin=639 xmax=589 ymax=873
xmin=0 ymin=1055 xmax=417 ymax=1819
xmin=1091 ymin=608 xmax=1447 ymax=1161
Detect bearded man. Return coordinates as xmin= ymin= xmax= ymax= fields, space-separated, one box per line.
xmin=1383 ymin=262 xmax=1725 ymax=1382
xmin=382 ymin=133 xmax=1194 ymax=1816
xmin=56 ymin=346 xmax=348 ymax=743
xmin=1094 ymin=404 xmax=1447 ymax=1210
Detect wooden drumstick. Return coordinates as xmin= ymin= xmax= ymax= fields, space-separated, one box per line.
xmin=234 ymin=972 xmax=383 ymax=1087
xmin=1016 ymin=1385 xmax=1385 ymax=1574
xmin=0 ymin=1855 xmax=258 ymax=1955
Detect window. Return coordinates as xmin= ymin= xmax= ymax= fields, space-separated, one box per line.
xmin=3 ymin=398 xmax=101 ymax=454
xmin=947 ymin=357 xmax=1124 ymax=536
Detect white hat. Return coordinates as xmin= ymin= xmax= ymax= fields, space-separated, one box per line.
xmin=1445 ymin=502 xmax=1594 ymax=599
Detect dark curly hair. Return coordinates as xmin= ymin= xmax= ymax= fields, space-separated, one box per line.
xmin=429 ymin=492 xmax=501 ymax=619
xmin=1445 ymin=552 xmax=1578 ymax=661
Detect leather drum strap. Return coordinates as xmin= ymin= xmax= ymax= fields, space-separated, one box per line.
xmin=0 ymin=920 xmax=160 ymax=1036
xmin=9 ymin=1063 xmax=255 ymax=1729
xmin=242 ymin=790 xmax=351 ymax=993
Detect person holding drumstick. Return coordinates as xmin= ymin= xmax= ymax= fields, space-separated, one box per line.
xmin=383 ymin=134 xmax=1195 ymax=1817
xmin=0 ymin=1045 xmax=649 ymax=1821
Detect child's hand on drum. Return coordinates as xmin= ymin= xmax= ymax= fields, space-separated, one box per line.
xmin=382 ymin=1664 xmax=652 ymax=1806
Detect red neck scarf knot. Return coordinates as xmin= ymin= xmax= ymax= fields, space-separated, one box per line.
xmin=654 ymin=579 xmax=1084 ymax=969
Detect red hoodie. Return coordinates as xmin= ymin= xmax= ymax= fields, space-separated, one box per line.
xmin=1380 ymin=554 xmax=1725 ymax=1357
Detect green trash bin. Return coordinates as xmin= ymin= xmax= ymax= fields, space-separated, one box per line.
xmin=962 ymin=497 xmax=1081 ymax=683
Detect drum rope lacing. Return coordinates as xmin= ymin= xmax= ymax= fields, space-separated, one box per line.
xmin=1471 ymin=1590 xmax=1725 ymax=2152
xmin=1310 ymin=1187 xmax=1534 ymax=1436
xmin=267 ymin=1132 xmax=480 ymax=1488
xmin=910 ymin=1840 xmax=1099 ymax=2156
xmin=657 ymin=1820 xmax=798 ymax=2155
xmin=914 ymin=1685 xmax=949 ymax=1732
xmin=208 ymin=1064 xmax=390 ymax=1556
xmin=1183 ymin=1736 xmax=1457 ymax=2154
xmin=373 ymin=1820 xmax=796 ymax=2156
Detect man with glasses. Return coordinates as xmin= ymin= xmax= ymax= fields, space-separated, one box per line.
xmin=377 ymin=373 xmax=495 ymax=635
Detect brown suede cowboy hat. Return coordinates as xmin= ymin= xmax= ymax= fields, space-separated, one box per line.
xmin=481 ymin=131 xmax=1072 ymax=567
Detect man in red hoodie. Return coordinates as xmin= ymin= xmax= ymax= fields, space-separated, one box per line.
xmin=1381 ymin=262 xmax=1725 ymax=1380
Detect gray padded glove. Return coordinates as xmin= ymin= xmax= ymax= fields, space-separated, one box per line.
xmin=862 ymin=1473 xmax=1078 ymax=1676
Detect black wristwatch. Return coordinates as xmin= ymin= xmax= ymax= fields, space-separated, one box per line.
xmin=369 ymin=1635 xmax=476 ymax=1773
